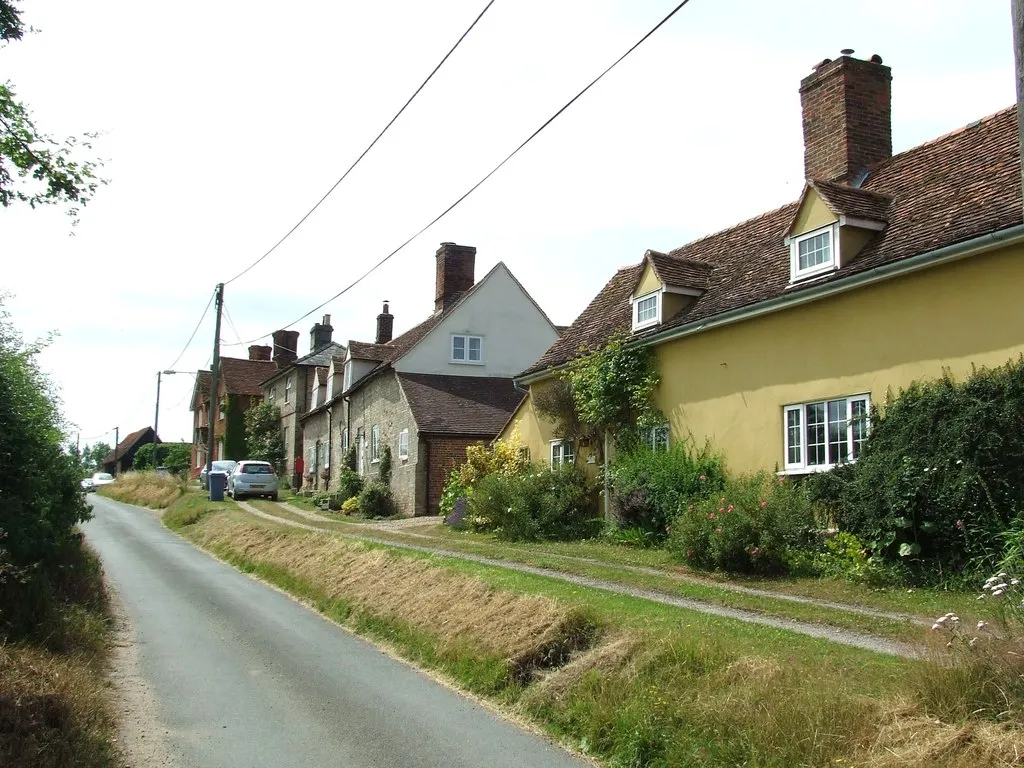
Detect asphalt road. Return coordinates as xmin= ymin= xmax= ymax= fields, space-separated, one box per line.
xmin=84 ymin=495 xmax=589 ymax=768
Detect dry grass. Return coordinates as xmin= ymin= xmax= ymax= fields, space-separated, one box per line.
xmin=192 ymin=514 xmax=598 ymax=677
xmin=97 ymin=471 xmax=186 ymax=509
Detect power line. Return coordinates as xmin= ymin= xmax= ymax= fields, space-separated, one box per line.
xmin=222 ymin=300 xmax=245 ymax=347
xmin=222 ymin=0 xmax=498 ymax=287
xmin=166 ymin=290 xmax=214 ymax=370
xmin=229 ymin=0 xmax=694 ymax=346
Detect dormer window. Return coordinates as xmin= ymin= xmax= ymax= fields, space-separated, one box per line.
xmin=790 ymin=224 xmax=838 ymax=282
xmin=632 ymin=291 xmax=660 ymax=331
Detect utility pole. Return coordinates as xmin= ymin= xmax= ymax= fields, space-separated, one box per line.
xmin=113 ymin=426 xmax=119 ymax=475
xmin=1013 ymin=0 xmax=1024 ymax=206
xmin=154 ymin=371 xmax=163 ymax=438
xmin=204 ymin=284 xmax=225 ymax=482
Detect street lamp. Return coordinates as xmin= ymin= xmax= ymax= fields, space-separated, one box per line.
xmin=154 ymin=370 xmax=188 ymax=467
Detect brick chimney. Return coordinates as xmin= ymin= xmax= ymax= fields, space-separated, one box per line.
xmin=800 ymin=51 xmax=892 ymax=182
xmin=376 ymin=301 xmax=394 ymax=344
xmin=434 ymin=242 xmax=476 ymax=312
xmin=309 ymin=313 xmax=333 ymax=353
xmin=272 ymin=330 xmax=300 ymax=369
xmin=248 ymin=344 xmax=272 ymax=361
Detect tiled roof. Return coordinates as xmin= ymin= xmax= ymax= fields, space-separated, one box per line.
xmin=261 ymin=342 xmax=347 ymax=386
xmin=347 ymin=340 xmax=392 ymax=362
xmin=809 ymin=179 xmax=892 ymax=223
xmin=397 ymin=373 xmax=525 ymax=436
xmin=218 ymin=357 xmax=278 ymax=396
xmin=101 ymin=426 xmax=156 ymax=464
xmin=647 ymin=251 xmax=714 ymax=291
xmin=522 ymin=107 xmax=1022 ymax=376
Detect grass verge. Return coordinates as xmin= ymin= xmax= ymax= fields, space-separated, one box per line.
xmin=0 ymin=539 xmax=117 ymax=768
xmin=167 ymin=503 xmax=1024 ymax=767
xmin=96 ymin=470 xmax=186 ymax=509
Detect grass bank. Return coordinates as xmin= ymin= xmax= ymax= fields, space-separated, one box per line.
xmin=96 ymin=470 xmax=186 ymax=509
xmin=164 ymin=495 xmax=1024 ymax=767
xmin=0 ymin=539 xmax=117 ymax=768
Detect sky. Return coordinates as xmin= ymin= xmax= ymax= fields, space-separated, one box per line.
xmin=2 ymin=0 xmax=1015 ymax=450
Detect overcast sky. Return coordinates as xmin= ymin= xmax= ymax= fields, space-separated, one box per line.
xmin=2 ymin=0 xmax=1015 ymax=449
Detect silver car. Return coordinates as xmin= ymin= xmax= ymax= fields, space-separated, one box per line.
xmin=227 ymin=461 xmax=279 ymax=501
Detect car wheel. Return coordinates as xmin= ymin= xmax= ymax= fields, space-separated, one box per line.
xmin=270 ymin=493 xmax=279 ymax=502
xmin=235 ymin=493 xmax=245 ymax=502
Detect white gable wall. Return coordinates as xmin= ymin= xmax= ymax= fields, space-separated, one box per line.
xmin=393 ymin=264 xmax=557 ymax=377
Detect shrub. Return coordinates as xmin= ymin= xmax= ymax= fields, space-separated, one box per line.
xmin=454 ymin=438 xmax=530 ymax=488
xmin=344 ymin=445 xmax=357 ymax=472
xmin=439 ymin=473 xmax=470 ymax=520
xmin=358 ymin=482 xmax=395 ymax=518
xmin=341 ymin=496 xmax=359 ymax=515
xmin=811 ymin=359 xmax=1024 ymax=576
xmin=379 ymin=445 xmax=392 ymax=486
xmin=668 ymin=473 xmax=820 ymax=574
xmin=608 ymin=442 xmax=724 ymax=538
xmin=469 ymin=465 xmax=600 ymax=541
xmin=336 ymin=468 xmax=363 ymax=502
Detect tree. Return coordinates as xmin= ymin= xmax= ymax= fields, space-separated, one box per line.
xmin=133 ymin=442 xmax=190 ymax=474
xmin=244 ymin=401 xmax=284 ymax=471
xmin=0 ymin=296 xmax=90 ymax=636
xmin=0 ymin=1 xmax=104 ymax=223
xmin=81 ymin=441 xmax=111 ymax=471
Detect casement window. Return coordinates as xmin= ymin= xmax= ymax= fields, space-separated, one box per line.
xmin=398 ymin=429 xmax=409 ymax=460
xmin=642 ymin=424 xmax=670 ymax=453
xmin=790 ymin=224 xmax=838 ymax=282
xmin=370 ymin=424 xmax=380 ymax=462
xmin=550 ymin=439 xmax=574 ymax=468
xmin=632 ymin=291 xmax=660 ymax=331
xmin=451 ymin=334 xmax=483 ymax=363
xmin=324 ymin=438 xmax=331 ymax=468
xmin=285 ymin=376 xmax=292 ymax=404
xmin=343 ymin=363 xmax=352 ymax=392
xmin=341 ymin=427 xmax=349 ymax=453
xmin=783 ymin=394 xmax=870 ymax=472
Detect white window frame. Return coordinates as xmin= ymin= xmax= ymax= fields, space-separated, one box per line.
xmin=324 ymin=438 xmax=331 ymax=469
xmin=398 ymin=429 xmax=409 ymax=460
xmin=550 ymin=439 xmax=574 ymax=468
xmin=631 ymin=290 xmax=660 ymax=331
xmin=782 ymin=394 xmax=870 ymax=473
xmin=285 ymin=375 xmax=292 ymax=404
xmin=450 ymin=334 xmax=484 ymax=365
xmin=343 ymin=362 xmax=352 ymax=392
xmin=789 ymin=223 xmax=839 ymax=282
xmin=370 ymin=424 xmax=380 ymax=463
xmin=341 ymin=427 xmax=349 ymax=453
xmin=642 ymin=423 xmax=670 ymax=453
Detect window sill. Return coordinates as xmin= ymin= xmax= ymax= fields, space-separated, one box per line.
xmin=450 ymin=359 xmax=485 ymax=366
xmin=399 ymin=455 xmax=409 ymax=462
xmin=631 ymin=320 xmax=658 ymax=332
xmin=371 ymin=459 xmax=380 ymax=465
xmin=777 ymin=461 xmax=856 ymax=476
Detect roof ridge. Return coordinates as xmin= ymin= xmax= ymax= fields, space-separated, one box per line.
xmin=812 ymin=179 xmax=893 ymax=202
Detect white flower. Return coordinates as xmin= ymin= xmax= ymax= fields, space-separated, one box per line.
xmin=934 ymin=616 xmax=948 ymax=625
xmin=956 ymin=459 xmax=963 ymax=465
xmin=1012 ymin=578 xmax=1020 ymax=586
xmin=991 ymin=583 xmax=1008 ymax=591
xmin=977 ymin=621 xmax=989 ymax=631
xmin=969 ymin=637 xmax=978 ymax=648
xmin=993 ymin=589 xmax=1006 ymax=597
xmin=932 ymin=623 xmax=942 ymax=631
xmin=923 ymin=468 xmax=930 ymax=473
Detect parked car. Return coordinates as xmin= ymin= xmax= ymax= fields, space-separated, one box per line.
xmin=83 ymin=472 xmax=114 ymax=493
xmin=200 ymin=460 xmax=238 ymax=490
xmin=227 ymin=461 xmax=279 ymax=501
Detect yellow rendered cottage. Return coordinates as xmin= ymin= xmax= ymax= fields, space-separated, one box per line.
xmin=502 ymin=52 xmax=1024 ymax=477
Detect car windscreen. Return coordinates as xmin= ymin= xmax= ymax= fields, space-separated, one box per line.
xmin=239 ymin=464 xmax=274 ymax=475
xmin=94 ymin=474 xmax=113 ymax=481
xmin=212 ymin=462 xmax=236 ymax=471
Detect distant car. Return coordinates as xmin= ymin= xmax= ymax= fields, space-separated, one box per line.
xmin=84 ymin=472 xmax=114 ymax=493
xmin=227 ymin=461 xmax=279 ymax=501
xmin=200 ymin=460 xmax=238 ymax=490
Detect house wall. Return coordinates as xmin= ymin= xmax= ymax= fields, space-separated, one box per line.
xmin=425 ymin=436 xmax=487 ymax=515
xmin=301 ymin=409 xmax=331 ymax=491
xmin=636 ymin=262 xmax=660 ymax=296
xmin=394 ymin=264 xmax=558 ymax=378
xmin=509 ymin=244 xmax=1024 ymax=476
xmin=263 ymin=366 xmax=311 ymax=482
xmin=346 ymin=372 xmax=422 ymax=515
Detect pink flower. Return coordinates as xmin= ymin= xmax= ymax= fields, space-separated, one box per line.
xmin=956 ymin=519 xmax=965 ymax=531
xmin=727 ymin=505 xmax=734 ymax=513
xmin=708 ymin=513 xmax=716 ymax=520
xmin=760 ymin=501 xmax=767 ymax=508
xmin=699 ymin=474 xmax=706 ymax=481
xmin=718 ymin=507 xmax=725 ymax=513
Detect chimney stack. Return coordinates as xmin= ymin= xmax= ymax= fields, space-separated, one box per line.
xmin=248 ymin=344 xmax=272 ymax=362
xmin=309 ymin=313 xmax=333 ymax=353
xmin=800 ymin=51 xmax=892 ymax=183
xmin=434 ymin=242 xmax=476 ymax=312
xmin=376 ymin=301 xmax=394 ymax=344
xmin=272 ymin=330 xmax=300 ymax=369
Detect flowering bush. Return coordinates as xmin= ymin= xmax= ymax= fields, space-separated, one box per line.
xmin=607 ymin=442 xmax=724 ymax=539
xmin=469 ymin=465 xmax=600 ymax=541
xmin=441 ymin=429 xmax=530 ymax=521
xmin=923 ymin=571 xmax=1024 ymax=721
xmin=808 ymin=359 xmax=1024 ymax=574
xmin=667 ymin=472 xmax=820 ymax=574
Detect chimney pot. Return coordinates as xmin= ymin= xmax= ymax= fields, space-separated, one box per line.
xmin=248 ymin=344 xmax=272 ymax=362
xmin=272 ymin=330 xmax=300 ymax=369
xmin=799 ymin=53 xmax=892 ymax=182
xmin=840 ymin=48 xmax=855 ymax=55
xmin=434 ymin=242 xmax=476 ymax=313
xmin=309 ymin=315 xmax=334 ymax=354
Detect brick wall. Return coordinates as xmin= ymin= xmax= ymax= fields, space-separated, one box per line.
xmin=434 ymin=242 xmax=476 ymax=312
xmin=799 ymin=54 xmax=891 ymax=182
xmin=425 ymin=436 xmax=486 ymax=515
